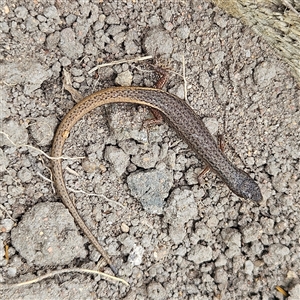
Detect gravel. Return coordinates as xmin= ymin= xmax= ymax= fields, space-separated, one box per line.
xmin=0 ymin=120 xmax=29 ymax=147
xmin=0 ymin=62 xmax=51 ymax=95
xmin=0 ymin=149 xmax=9 ymax=172
xmin=11 ymin=202 xmax=86 ymax=266
xmin=188 ymin=244 xmax=213 ymax=265
xmin=104 ymin=145 xmax=130 ymax=176
xmin=1 ymin=0 xmax=299 ymax=299
xmin=127 ymin=169 xmax=173 ymax=214
xmin=143 ymin=29 xmax=173 ymax=55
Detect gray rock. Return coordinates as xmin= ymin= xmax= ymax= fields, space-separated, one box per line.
xmin=244 ymin=260 xmax=254 ymax=275
xmin=260 ymin=217 xmax=274 ymax=235
xmin=147 ymin=125 xmax=168 ymax=144
xmin=131 ymin=143 xmax=160 ymax=169
xmin=214 ymin=15 xmax=228 ymax=28
xmin=221 ymin=228 xmax=242 ymax=258
xmin=202 ymin=273 xmax=214 ymax=284
xmin=104 ymin=145 xmax=130 ymax=176
xmin=221 ymin=228 xmax=241 ymax=248
xmin=269 ymin=204 xmax=281 ymax=216
xmin=7 ymin=267 xmax=17 ymax=278
xmin=17 ymin=167 xmax=32 ymax=183
xmin=164 ymin=189 xmax=198 ymax=225
xmin=1 ymin=219 xmax=15 ymax=232
xmin=66 ymin=14 xmax=77 ymax=26
xmin=164 ymin=22 xmax=173 ymax=31
xmin=131 ymin=218 xmax=140 ymax=226
xmin=25 ymin=16 xmax=39 ymax=32
xmin=274 ymin=221 xmax=288 ymax=234
xmin=225 ymin=245 xmax=241 ymax=258
xmin=272 ymin=172 xmax=291 ymax=193
xmin=128 ymin=244 xmax=144 ymax=266
xmin=214 ymin=268 xmax=228 ymax=284
xmin=168 ymin=84 xmax=185 ymax=99
xmin=8 ymin=185 xmax=24 ymax=197
xmin=186 ymin=284 xmax=198 ymax=294
xmin=206 ymin=215 xmax=219 ymax=228
xmin=84 ymin=43 xmax=98 ymax=55
xmin=250 ymin=241 xmax=264 ymax=256
xmin=0 ymin=149 xmax=9 ymax=172
xmin=215 ymin=254 xmax=227 ymax=267
xmin=188 ymin=245 xmax=212 ymax=264
xmin=43 ymin=6 xmax=59 ymax=19
xmin=195 ymin=224 xmax=212 ymax=242
xmin=60 ymin=56 xmax=71 ymax=67
xmin=168 ymin=222 xmax=186 ymax=244
xmin=60 ymin=28 xmax=84 ymax=59
xmin=141 ymin=234 xmax=152 ymax=248
xmin=0 ymin=90 xmax=11 ymax=120
xmin=202 ymin=117 xmax=219 ymax=136
xmin=73 ymin=72 xmax=85 ymax=83
xmin=148 ymin=15 xmax=161 ymax=27
xmin=162 ymin=148 xmax=176 ymax=170
xmin=288 ymin=284 xmax=300 ymax=300
xmin=105 ymin=14 xmax=120 ymax=25
xmin=213 ymin=81 xmax=226 ymax=100
xmin=125 ymin=38 xmax=139 ymax=55
xmin=175 ymin=245 xmax=187 ymax=257
xmin=0 ymin=21 xmax=9 ymax=33
xmin=11 ymin=202 xmax=86 ymax=266
xmin=74 ymin=17 xmax=93 ymax=41
xmin=242 ymin=222 xmax=263 ymax=243
xmin=46 ymin=31 xmax=60 ymax=50
xmin=127 ymin=169 xmax=173 ymax=214
xmin=39 ymin=22 xmax=55 ymax=35
xmin=14 ymin=6 xmax=28 ymax=20
xmin=0 ymin=120 xmax=28 ymax=147
xmin=0 ymin=62 xmax=51 ymax=95
xmin=199 ymin=71 xmax=211 ymax=89
xmin=22 ymin=157 xmax=32 ymax=167
xmin=30 ymin=116 xmax=57 ymax=146
xmin=162 ymin=9 xmax=172 ymax=22
xmin=265 ymin=159 xmax=281 ymax=176
xmin=253 ymin=62 xmax=277 ymax=87
xmin=176 ymin=25 xmax=190 ymax=39
xmin=115 ymin=70 xmax=133 ymax=87
xmin=119 ymin=139 xmax=139 ymax=155
xmin=120 ymin=235 xmax=137 ymax=253
xmin=107 ymin=24 xmax=127 ymax=36
xmin=81 ymin=159 xmax=97 ymax=173
xmin=143 ymin=29 xmax=173 ymax=55
xmin=262 ymin=243 xmax=290 ymax=266
xmin=211 ymin=50 xmax=225 ymax=65
xmin=147 ymin=281 xmax=167 ymax=300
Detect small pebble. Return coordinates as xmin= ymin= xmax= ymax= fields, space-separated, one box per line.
xmin=121 ymin=223 xmax=130 ymax=233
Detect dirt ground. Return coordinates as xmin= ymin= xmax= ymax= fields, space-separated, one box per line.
xmin=0 ymin=0 xmax=299 ymax=299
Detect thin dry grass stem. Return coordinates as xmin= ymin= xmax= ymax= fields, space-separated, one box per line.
xmin=88 ymin=55 xmax=153 ymax=75
xmin=0 ymin=131 xmax=85 ymax=161
xmin=0 ymin=268 xmax=129 ymax=290
xmin=67 ymin=187 xmax=126 ymax=209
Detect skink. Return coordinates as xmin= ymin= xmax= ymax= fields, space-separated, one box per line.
xmin=51 ymin=86 xmax=262 ymax=273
